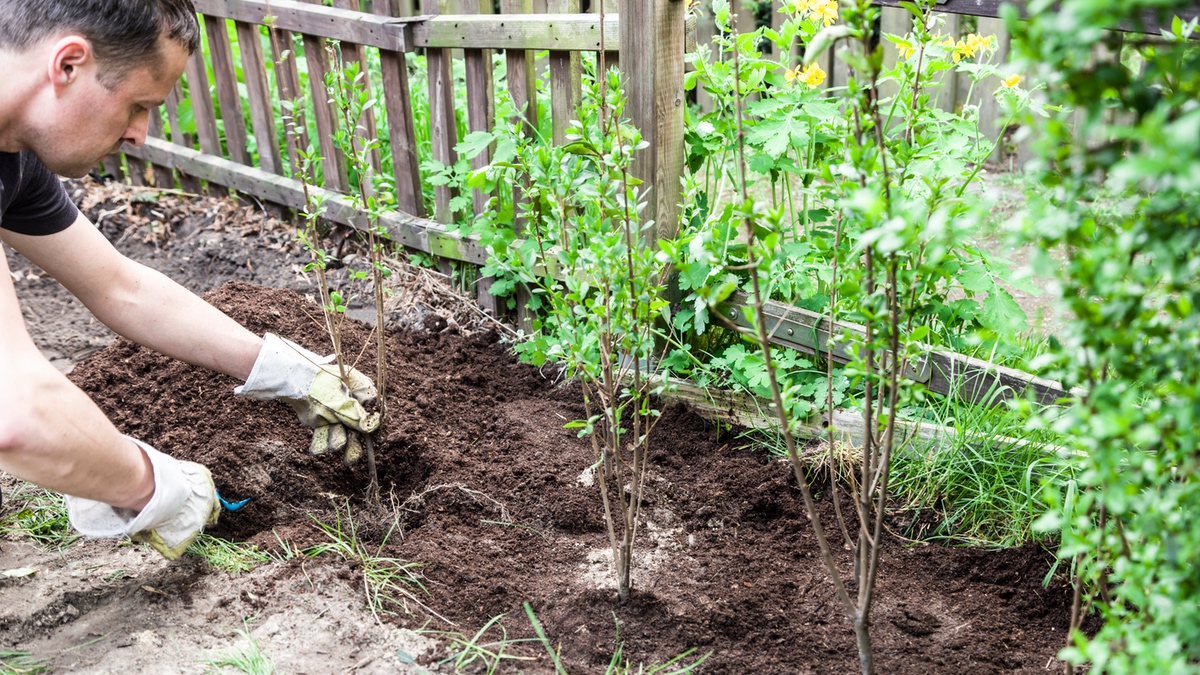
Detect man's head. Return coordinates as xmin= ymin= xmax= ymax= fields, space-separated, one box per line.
xmin=0 ymin=0 xmax=199 ymax=177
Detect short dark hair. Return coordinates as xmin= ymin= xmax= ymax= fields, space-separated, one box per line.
xmin=0 ymin=0 xmax=200 ymax=87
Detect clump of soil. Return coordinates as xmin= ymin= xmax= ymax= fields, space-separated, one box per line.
xmin=69 ymin=281 xmax=1073 ymax=673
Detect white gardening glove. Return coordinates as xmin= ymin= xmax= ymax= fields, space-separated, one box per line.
xmin=235 ymin=333 xmax=380 ymax=465
xmin=66 ymin=436 xmax=220 ymax=560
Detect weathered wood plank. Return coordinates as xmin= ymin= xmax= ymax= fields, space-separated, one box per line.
xmin=976 ymin=17 xmax=1010 ymax=157
xmin=203 ymin=15 xmax=253 ymax=165
xmin=181 ymin=50 xmax=227 ymax=195
xmin=373 ymin=0 xmax=425 ymax=216
xmin=716 ymin=291 xmax=1073 ymax=407
xmin=164 ymin=83 xmax=204 ymax=193
xmin=192 ymin=0 xmax=413 ymax=51
xmin=464 ymin=0 xmax=496 ymax=216
xmin=331 ymin=0 xmax=383 ymax=175
xmin=872 ymin=0 xmax=1198 ymax=35
xmin=502 ymin=0 xmax=538 ymax=332
xmin=235 ymin=21 xmax=284 ymax=176
xmin=548 ymin=0 xmax=583 ymax=147
xmin=424 ymin=0 xmax=460 ymax=223
xmin=299 ymin=0 xmax=349 ymax=192
xmin=413 ymin=12 xmax=620 ymax=50
xmin=267 ymin=28 xmax=307 ymax=178
xmin=145 ymin=107 xmax=177 ymax=188
xmin=620 ymin=0 xmax=686 ymax=243
xmin=123 ymin=137 xmax=489 ymax=264
xmin=194 ymin=0 xmax=633 ymax=51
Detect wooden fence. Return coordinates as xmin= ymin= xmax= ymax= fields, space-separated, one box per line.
xmin=109 ymin=0 xmax=1076 ymax=409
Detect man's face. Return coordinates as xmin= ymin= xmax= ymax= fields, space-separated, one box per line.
xmin=29 ymin=37 xmax=189 ymax=178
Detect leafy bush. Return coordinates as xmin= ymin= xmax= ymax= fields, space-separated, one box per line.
xmin=1009 ymin=3 xmax=1200 ymax=671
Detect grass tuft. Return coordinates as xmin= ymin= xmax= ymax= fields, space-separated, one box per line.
xmin=200 ymin=628 xmax=275 ymax=675
xmin=306 ymin=502 xmax=449 ymax=624
xmin=0 ymin=483 xmax=79 ymax=551
xmin=0 ymin=650 xmax=53 ymax=675
xmin=426 ymin=614 xmax=539 ymax=674
xmin=188 ymin=535 xmax=273 ymax=574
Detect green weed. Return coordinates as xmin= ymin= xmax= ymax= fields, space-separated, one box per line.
xmin=0 ymin=483 xmax=78 ymax=551
xmin=427 ymin=614 xmax=539 ymax=674
xmin=306 ymin=503 xmax=446 ymax=624
xmin=0 ymin=650 xmax=52 ymax=675
xmin=188 ymin=535 xmax=273 ymax=574
xmin=200 ymin=628 xmax=275 ymax=675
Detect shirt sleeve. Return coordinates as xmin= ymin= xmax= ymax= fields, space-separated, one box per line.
xmin=1 ymin=153 xmax=80 ymax=236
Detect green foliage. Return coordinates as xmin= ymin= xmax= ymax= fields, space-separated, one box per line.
xmin=0 ymin=651 xmax=52 ymax=675
xmin=200 ymin=627 xmax=276 ymax=675
xmin=0 ymin=483 xmax=78 ymax=551
xmin=1010 ymin=2 xmax=1200 ymax=671
xmin=663 ymin=0 xmax=1035 ymax=424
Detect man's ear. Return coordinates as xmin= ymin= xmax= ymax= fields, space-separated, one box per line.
xmin=48 ymin=36 xmax=93 ymax=91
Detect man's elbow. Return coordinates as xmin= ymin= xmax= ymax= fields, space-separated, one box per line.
xmin=0 ymin=389 xmax=38 ymax=459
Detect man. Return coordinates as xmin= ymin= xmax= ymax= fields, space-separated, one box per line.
xmin=0 ymin=0 xmax=377 ymax=560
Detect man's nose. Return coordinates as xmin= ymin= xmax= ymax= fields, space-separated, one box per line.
xmin=122 ymin=110 xmax=150 ymax=147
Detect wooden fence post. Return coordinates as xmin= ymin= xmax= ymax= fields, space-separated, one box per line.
xmin=619 ymin=0 xmax=687 ymax=243
xmin=374 ymin=0 xmax=425 ymax=217
xmin=976 ymin=17 xmax=1010 ymax=162
xmin=501 ymin=0 xmax=537 ymax=332
xmin=423 ymin=0 xmax=460 ymax=223
xmin=548 ymin=0 xmax=583 ymax=147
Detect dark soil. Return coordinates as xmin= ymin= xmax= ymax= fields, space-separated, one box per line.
xmin=68 ymin=281 xmax=1074 ymax=674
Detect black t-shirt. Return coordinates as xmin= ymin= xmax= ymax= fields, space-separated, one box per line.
xmin=0 ymin=151 xmax=79 ymax=236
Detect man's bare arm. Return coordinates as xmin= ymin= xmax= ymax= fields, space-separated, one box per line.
xmin=0 ymin=242 xmax=154 ymax=509
xmin=1 ymin=212 xmax=263 ymax=381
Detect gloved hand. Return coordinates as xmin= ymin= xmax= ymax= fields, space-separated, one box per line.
xmin=234 ymin=333 xmax=380 ymax=465
xmin=66 ymin=436 xmax=220 ymax=560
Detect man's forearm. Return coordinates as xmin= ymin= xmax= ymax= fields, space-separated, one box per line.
xmin=2 ymin=216 xmax=263 ymax=382
xmin=88 ymin=260 xmax=262 ymax=381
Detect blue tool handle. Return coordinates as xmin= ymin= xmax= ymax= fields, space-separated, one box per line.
xmin=216 ymin=491 xmax=251 ymax=512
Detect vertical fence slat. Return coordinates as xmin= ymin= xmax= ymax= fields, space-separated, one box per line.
xmin=145 ymin=108 xmax=177 ymax=188
xmin=102 ymin=155 xmax=125 ymax=181
xmin=694 ymin=0 xmax=716 ymax=113
xmin=268 ymin=29 xmax=308 ymax=178
xmin=332 ymin=0 xmax=383 ymax=175
xmin=463 ymin=0 xmax=499 ymax=314
xmin=299 ymin=0 xmax=350 ymax=192
xmin=502 ymin=0 xmax=538 ymax=139
xmin=976 ymin=17 xmax=1010 ymax=161
xmin=374 ymin=0 xmax=425 ymax=216
xmin=204 ymin=15 xmax=253 ymax=165
xmin=164 ymin=83 xmax=204 ymax=193
xmin=465 ymin=0 xmax=495 ymax=215
xmin=236 ymin=21 xmax=284 ymax=176
xmin=423 ymin=0 xmax=460 ymax=224
xmin=182 ymin=51 xmax=226 ymax=195
xmin=620 ymin=0 xmax=686 ymax=242
xmin=548 ymin=0 xmax=582 ymax=147
xmin=501 ymin=0 xmax=538 ymax=331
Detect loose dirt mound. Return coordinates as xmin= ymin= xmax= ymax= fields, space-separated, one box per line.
xmin=67 ymin=281 xmax=1073 ymax=673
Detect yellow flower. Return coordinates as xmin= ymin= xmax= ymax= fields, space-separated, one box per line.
xmin=940 ymin=35 xmax=955 ymax=48
xmin=798 ymin=62 xmax=826 ymax=88
xmin=812 ymin=0 xmax=839 ymax=26
xmin=791 ymin=0 xmax=815 ymax=13
xmin=785 ymin=67 xmax=798 ymax=85
xmin=899 ymin=42 xmax=915 ymax=59
xmin=1002 ymin=73 xmax=1021 ymax=88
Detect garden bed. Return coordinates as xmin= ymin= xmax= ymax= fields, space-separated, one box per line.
xmin=66 ymin=281 xmax=1071 ymax=673
xmin=2 ymin=181 xmax=1074 ymax=673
